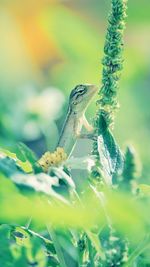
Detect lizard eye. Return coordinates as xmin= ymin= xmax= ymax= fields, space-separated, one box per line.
xmin=78 ymin=89 xmax=85 ymax=94
xmin=70 ymin=85 xmax=87 ymax=104
xmin=76 ymin=85 xmax=87 ymax=95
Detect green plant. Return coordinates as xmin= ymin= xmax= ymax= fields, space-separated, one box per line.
xmin=0 ymin=1 xmax=150 ymax=267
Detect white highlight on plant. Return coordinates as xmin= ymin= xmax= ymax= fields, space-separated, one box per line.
xmin=97 ymin=136 xmax=112 ymax=186
xmin=65 ymin=155 xmax=95 ymax=172
xmin=50 ymin=167 xmax=75 ymax=189
xmin=12 ymin=173 xmax=68 ymax=204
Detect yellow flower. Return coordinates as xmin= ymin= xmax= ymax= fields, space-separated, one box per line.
xmin=38 ymin=147 xmax=67 ymax=172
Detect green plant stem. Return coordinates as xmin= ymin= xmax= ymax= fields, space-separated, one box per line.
xmin=87 ymin=237 xmax=95 ymax=267
xmin=124 ymin=234 xmax=150 ymax=267
xmin=47 ymin=225 xmax=67 ymax=267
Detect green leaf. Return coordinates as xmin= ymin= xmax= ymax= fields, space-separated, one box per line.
xmin=86 ymin=230 xmax=105 ymax=260
xmin=22 ymin=227 xmax=59 ymax=267
xmin=13 ymin=248 xmax=28 ymax=267
xmin=0 ymin=148 xmax=32 ymax=173
xmin=47 ymin=227 xmax=68 ymax=267
xmin=9 ymin=224 xmax=59 ymax=267
xmin=0 ymin=157 xmax=23 ymax=177
xmin=123 ymin=145 xmax=141 ymax=182
xmin=17 ymin=143 xmax=42 ymax=173
xmin=97 ymin=114 xmax=124 ymax=185
xmin=0 ymin=224 xmax=14 ymax=266
xmin=17 ymin=143 xmax=37 ymax=163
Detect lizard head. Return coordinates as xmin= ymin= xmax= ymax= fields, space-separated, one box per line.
xmin=69 ymin=84 xmax=98 ymax=114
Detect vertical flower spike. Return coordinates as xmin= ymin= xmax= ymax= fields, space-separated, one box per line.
xmin=98 ymin=0 xmax=128 ymax=125
xmin=92 ymin=0 xmax=128 ymax=182
xmin=93 ymin=0 xmax=128 ymax=159
xmin=99 ymin=0 xmax=128 ymax=125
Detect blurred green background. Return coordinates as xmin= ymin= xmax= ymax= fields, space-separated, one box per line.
xmin=0 ymin=0 xmax=150 ymax=179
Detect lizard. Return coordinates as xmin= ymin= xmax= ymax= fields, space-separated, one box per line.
xmin=39 ymin=84 xmax=98 ymax=171
xmin=57 ymin=84 xmax=98 ymax=155
xmin=25 ymin=85 xmax=98 ymax=236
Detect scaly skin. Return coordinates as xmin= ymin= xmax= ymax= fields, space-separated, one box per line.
xmin=57 ymin=84 xmax=98 ymax=156
xmin=39 ymin=84 xmax=98 ymax=171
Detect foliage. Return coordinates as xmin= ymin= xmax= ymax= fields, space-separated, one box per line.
xmin=0 ymin=0 xmax=150 ymax=267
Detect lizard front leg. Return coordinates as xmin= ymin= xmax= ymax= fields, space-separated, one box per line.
xmin=82 ymin=114 xmax=93 ymax=132
xmin=74 ymin=115 xmax=96 ymax=140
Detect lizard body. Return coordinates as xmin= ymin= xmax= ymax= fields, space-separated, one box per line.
xmin=39 ymin=84 xmax=98 ymax=171
xmin=57 ymin=84 xmax=98 ymax=156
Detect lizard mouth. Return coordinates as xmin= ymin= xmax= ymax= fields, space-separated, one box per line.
xmin=87 ymin=84 xmax=99 ymax=97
